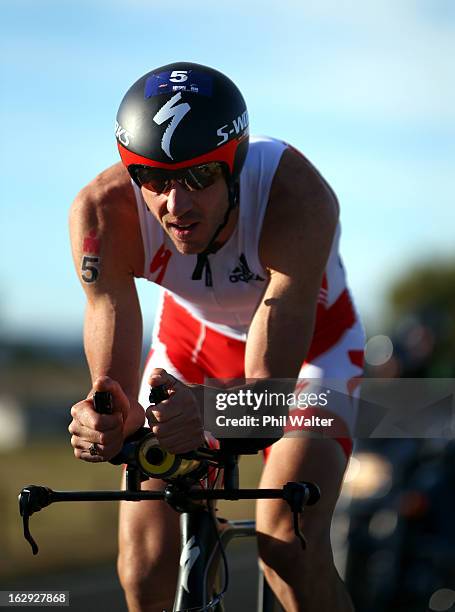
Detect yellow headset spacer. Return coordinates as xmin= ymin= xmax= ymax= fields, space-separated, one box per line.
xmin=137 ymin=435 xmax=177 ymax=476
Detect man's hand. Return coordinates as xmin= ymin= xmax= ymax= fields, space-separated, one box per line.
xmin=146 ymin=368 xmax=204 ymax=454
xmin=69 ymin=376 xmax=129 ymax=462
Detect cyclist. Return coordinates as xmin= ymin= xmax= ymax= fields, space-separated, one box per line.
xmin=68 ymin=62 xmax=364 ymax=612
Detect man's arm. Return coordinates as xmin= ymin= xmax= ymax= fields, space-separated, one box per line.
xmin=69 ymin=163 xmax=146 ymax=459
xmin=245 ymin=147 xmax=339 ymax=378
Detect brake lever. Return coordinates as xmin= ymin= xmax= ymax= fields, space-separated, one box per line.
xmin=283 ymin=481 xmax=321 ymax=550
xmin=18 ymin=485 xmax=54 ymax=555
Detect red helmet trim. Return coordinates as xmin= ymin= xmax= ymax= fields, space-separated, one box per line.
xmin=117 ymin=136 xmax=246 ymax=173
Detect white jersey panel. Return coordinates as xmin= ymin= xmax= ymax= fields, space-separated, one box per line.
xmin=132 ymin=136 xmax=353 ymax=338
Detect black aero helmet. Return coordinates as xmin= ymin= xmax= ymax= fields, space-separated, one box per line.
xmin=116 ymin=62 xmax=249 ymax=184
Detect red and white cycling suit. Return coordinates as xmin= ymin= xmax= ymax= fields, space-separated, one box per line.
xmin=133 ymin=137 xmax=365 ymax=458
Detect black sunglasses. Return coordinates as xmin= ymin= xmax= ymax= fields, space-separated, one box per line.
xmin=130 ymin=162 xmax=224 ymax=194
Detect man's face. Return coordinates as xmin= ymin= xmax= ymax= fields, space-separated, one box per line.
xmin=141 ymin=177 xmax=234 ymax=255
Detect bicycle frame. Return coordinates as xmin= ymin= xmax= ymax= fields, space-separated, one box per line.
xmin=175 ymin=508 xmax=226 ymax=611
xmin=175 ymin=509 xmax=279 ymax=612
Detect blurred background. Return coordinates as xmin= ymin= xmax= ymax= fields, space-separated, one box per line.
xmin=1 ymin=1 xmax=454 ymax=610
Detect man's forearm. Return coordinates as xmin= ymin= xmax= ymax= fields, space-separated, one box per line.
xmin=84 ymin=297 xmax=143 ymax=388
xmin=83 ymin=294 xmax=144 ymax=434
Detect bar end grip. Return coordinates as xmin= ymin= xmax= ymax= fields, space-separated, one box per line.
xmin=93 ymin=391 xmax=113 ymax=414
xmin=149 ymin=385 xmax=168 ymax=405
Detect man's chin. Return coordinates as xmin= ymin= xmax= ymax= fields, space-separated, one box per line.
xmin=175 ymin=244 xmax=200 ymax=255
xmin=169 ymin=237 xmax=206 ymax=256
xmin=164 ymin=224 xmax=210 ymax=255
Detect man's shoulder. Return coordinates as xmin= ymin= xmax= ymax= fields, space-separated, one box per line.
xmin=269 ymin=146 xmax=339 ymax=208
xmin=250 ymin=137 xmax=338 ymax=206
xmin=241 ymin=136 xmax=288 ymax=197
xmin=259 ymin=146 xmax=339 ymax=272
xmin=72 ymin=162 xmax=136 ymax=221
xmin=245 ymin=136 xmax=287 ymax=167
xmin=69 ymin=162 xmax=144 ymax=277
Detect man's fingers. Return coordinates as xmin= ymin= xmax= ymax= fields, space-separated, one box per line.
xmin=148 ymin=368 xmax=180 ymax=389
xmin=152 ymin=419 xmax=204 ymax=443
xmin=144 ymin=370 xmax=203 ymax=454
xmin=69 ymin=422 xmax=102 ymax=445
xmin=152 ymin=430 xmax=204 ymax=454
xmin=70 ymin=378 xmax=131 ymax=465
xmin=70 ymin=400 xmax=97 ymax=428
xmin=71 ymin=399 xmax=92 ymax=419
xmin=145 ymin=399 xmax=181 ymax=424
xmin=71 ymin=438 xmax=107 ymax=453
xmin=71 ymin=401 xmax=123 ymax=431
xmin=71 ymin=438 xmax=107 ymax=462
xmin=68 ymin=421 xmax=120 ymax=446
xmin=71 ymin=435 xmax=123 ymax=461
xmin=146 ymin=409 xmax=159 ymax=426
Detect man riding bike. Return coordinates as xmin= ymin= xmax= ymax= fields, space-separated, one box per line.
xmin=68 ymin=62 xmax=364 ymax=612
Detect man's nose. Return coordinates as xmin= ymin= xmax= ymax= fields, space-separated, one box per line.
xmin=166 ymin=182 xmax=193 ymax=217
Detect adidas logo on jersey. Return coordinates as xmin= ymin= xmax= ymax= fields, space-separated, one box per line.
xmin=229 ymin=254 xmax=265 ymax=283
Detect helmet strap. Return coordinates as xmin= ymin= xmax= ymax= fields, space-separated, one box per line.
xmin=191 ymin=180 xmax=239 ymax=287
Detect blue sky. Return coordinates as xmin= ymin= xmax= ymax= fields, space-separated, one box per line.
xmin=1 ymin=0 xmax=454 ymax=342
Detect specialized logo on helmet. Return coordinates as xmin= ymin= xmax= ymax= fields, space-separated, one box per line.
xmin=115 ymin=121 xmax=131 ymax=147
xmin=153 ymin=92 xmax=190 ymax=160
xmin=216 ymin=110 xmax=249 ymax=146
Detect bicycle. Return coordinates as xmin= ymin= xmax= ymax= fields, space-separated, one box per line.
xmin=18 ymin=387 xmax=320 ymax=611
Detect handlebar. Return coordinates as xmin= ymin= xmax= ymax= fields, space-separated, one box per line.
xmin=19 ymin=480 xmax=320 ymax=555
xmin=18 ymin=386 xmax=320 ymax=555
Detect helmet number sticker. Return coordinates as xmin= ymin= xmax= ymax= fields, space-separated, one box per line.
xmin=153 ymin=93 xmax=190 ymax=160
xmin=169 ymin=70 xmax=188 ymax=83
xmin=145 ymin=71 xmax=212 ymax=97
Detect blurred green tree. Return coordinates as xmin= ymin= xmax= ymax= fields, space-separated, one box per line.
xmin=386 ymin=259 xmax=455 ymax=376
xmin=389 ymin=260 xmax=455 ymax=319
